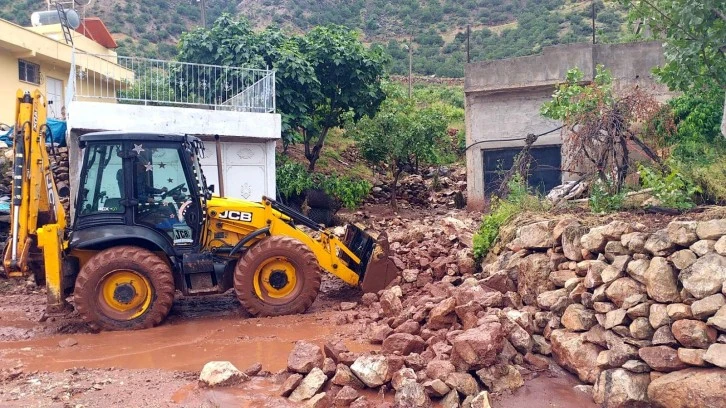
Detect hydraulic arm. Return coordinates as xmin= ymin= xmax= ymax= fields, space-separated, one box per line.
xmin=2 ymin=90 xmax=69 ymax=312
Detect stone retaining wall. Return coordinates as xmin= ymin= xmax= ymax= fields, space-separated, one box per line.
xmin=484 ymin=217 xmax=726 ymax=407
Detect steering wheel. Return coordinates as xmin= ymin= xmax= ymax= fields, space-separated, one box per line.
xmin=161 ymin=183 xmax=186 ymax=199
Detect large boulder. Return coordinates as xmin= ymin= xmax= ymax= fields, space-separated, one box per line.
xmin=427 ymin=297 xmax=457 ymax=329
xmin=606 ymin=277 xmax=647 ymax=308
xmin=562 ymin=225 xmax=589 ymax=261
xmin=517 ymin=220 xmax=555 ymax=249
xmin=647 ymin=368 xmax=726 ymax=408
xmin=645 ymin=230 xmax=677 ymax=256
xmin=450 ymin=322 xmax=504 ymax=371
xmin=199 ymin=361 xmax=248 ymax=387
xmin=561 ymin=304 xmax=597 ymax=332
xmin=475 ymin=364 xmax=524 ymax=393
xmin=517 ymin=253 xmax=555 ymax=306
xmin=645 ymin=257 xmax=680 ymax=303
xmin=696 ymin=219 xmax=726 ymax=240
xmin=667 ymin=221 xmax=699 ymax=247
xmin=288 ymin=341 xmax=325 ymax=374
xmin=394 ymin=380 xmax=432 ymax=408
xmin=593 ymin=368 xmax=650 ymax=408
xmin=671 ymin=319 xmax=717 ymax=349
xmin=550 ymin=329 xmax=604 ymax=384
xmin=382 ymin=333 xmax=426 ymax=356
xmin=350 ymin=355 xmax=390 ymax=388
xmin=638 ymin=346 xmax=688 ymax=372
xmin=289 ymin=368 xmax=328 ymax=403
xmin=680 ymin=253 xmax=726 ymax=299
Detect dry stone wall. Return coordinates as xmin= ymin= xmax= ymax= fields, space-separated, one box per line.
xmin=486 ymin=217 xmax=726 ymax=408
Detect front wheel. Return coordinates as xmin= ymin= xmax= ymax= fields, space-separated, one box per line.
xmin=234 ymin=236 xmax=321 ymax=317
xmin=73 ymin=246 xmax=175 ymax=331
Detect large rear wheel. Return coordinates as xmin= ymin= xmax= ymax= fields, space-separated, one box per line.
xmin=74 ymin=246 xmax=175 ymax=331
xmin=234 ymin=236 xmax=321 ymax=317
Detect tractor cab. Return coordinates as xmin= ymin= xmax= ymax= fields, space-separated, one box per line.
xmin=72 ymin=132 xmax=208 ymax=252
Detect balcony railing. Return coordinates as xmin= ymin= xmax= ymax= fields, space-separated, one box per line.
xmin=71 ymin=52 xmax=276 ymax=113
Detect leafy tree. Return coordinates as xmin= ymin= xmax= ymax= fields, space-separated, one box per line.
xmin=350 ymin=84 xmax=449 ymax=209
xmin=177 ymin=15 xmax=386 ymax=171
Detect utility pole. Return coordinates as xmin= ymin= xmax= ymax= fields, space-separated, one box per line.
xmin=466 ymin=24 xmax=471 ymax=64
xmin=591 ymin=0 xmax=596 ymax=44
xmin=408 ymin=37 xmax=413 ymax=99
xmin=199 ymin=0 xmax=207 ymax=28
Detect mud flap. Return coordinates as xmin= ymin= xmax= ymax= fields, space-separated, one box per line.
xmin=360 ymin=231 xmax=399 ymax=293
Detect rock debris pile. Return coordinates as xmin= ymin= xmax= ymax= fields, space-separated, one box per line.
xmin=367 ymin=166 xmax=467 ymax=210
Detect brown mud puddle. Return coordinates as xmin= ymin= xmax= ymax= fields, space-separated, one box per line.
xmin=0 ymin=311 xmax=372 ymax=373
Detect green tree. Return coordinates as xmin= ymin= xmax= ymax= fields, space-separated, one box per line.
xmin=177 ymin=15 xmax=387 ymax=172
xmin=350 ymin=84 xmax=449 ymax=209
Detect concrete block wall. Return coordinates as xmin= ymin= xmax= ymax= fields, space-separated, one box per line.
xmin=465 ymin=42 xmax=674 ymax=211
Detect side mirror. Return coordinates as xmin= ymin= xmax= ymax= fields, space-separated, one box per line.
xmin=208 ymin=184 xmax=215 ymax=193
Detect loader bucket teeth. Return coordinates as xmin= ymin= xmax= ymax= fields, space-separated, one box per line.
xmin=360 ymin=231 xmax=399 ymax=293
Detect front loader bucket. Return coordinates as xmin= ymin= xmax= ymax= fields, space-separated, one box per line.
xmin=342 ymin=225 xmax=399 ymax=293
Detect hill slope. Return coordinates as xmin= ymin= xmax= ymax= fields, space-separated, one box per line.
xmin=0 ymin=0 xmax=627 ymax=77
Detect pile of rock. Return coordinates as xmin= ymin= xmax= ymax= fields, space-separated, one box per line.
xmin=280 ymin=336 xmax=497 ymax=407
xmin=384 ymin=216 xmax=477 ymax=291
xmin=367 ymin=166 xmax=467 ymax=210
xmin=482 ymin=217 xmax=726 ymax=407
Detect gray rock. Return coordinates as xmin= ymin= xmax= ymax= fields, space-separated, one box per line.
xmin=680 ymin=253 xmax=726 ymax=299
xmin=395 ymin=380 xmax=432 ymax=408
xmin=630 ymin=317 xmax=654 ymax=340
xmin=604 ymin=309 xmax=628 ymax=330
xmin=645 ymin=257 xmax=680 ymax=303
xmin=593 ymin=368 xmax=650 ymax=408
xmin=696 ymin=219 xmax=726 ymax=240
xmin=645 ymin=229 xmax=676 ymax=256
xmin=562 ymin=225 xmax=589 ymax=261
xmin=199 ymin=361 xmax=248 ymax=387
xmin=441 ymin=390 xmax=460 ymax=408
xmin=691 ymin=240 xmax=717 ymax=256
xmin=606 ymin=277 xmax=646 ymax=308
xmin=691 ymin=294 xmax=726 ymax=320
xmin=649 ymin=304 xmax=670 ymax=329
xmin=561 ymin=304 xmax=597 ymax=332
xmin=647 ymin=368 xmax=726 ymax=408
xmin=622 ymin=232 xmax=649 ymax=253
xmin=667 ymin=221 xmax=699 ymax=246
xmin=288 ymin=341 xmax=325 ymax=374
xmin=470 ymin=391 xmax=492 ymax=408
xmin=518 ymin=220 xmax=555 ymax=249
xmin=445 ymin=372 xmax=480 ymax=396
xmin=626 ymin=258 xmax=650 ymax=284
xmin=706 ymin=305 xmax=726 ymax=331
xmin=289 ymin=368 xmax=328 ymax=402
xmin=703 ymin=343 xmax=726 ymax=368
xmin=602 ymin=265 xmax=625 ymax=284
xmin=350 ymin=355 xmax=390 ymax=388
xmin=652 ymin=325 xmax=678 ymax=347
xmin=475 ymin=364 xmax=524 ymax=393
xmin=622 ymin=360 xmax=650 ymax=373
xmin=581 ymin=226 xmax=608 ymax=253
xmin=666 ymin=303 xmax=693 ymax=320
xmin=715 ymin=236 xmax=726 ymax=256
xmin=670 ymin=249 xmax=698 ymax=271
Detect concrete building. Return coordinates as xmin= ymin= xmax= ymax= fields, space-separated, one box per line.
xmin=0 ymin=17 xmax=126 ymax=123
xmin=464 ymin=42 xmax=673 ymax=211
xmin=0 ymin=13 xmax=280 ymax=213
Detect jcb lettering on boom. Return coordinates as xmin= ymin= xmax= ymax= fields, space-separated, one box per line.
xmin=218 ymin=210 xmax=252 ymax=222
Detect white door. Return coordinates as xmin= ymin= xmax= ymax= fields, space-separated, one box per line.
xmin=200 ymin=141 xmax=268 ymax=201
xmin=46 ymin=77 xmax=64 ymax=119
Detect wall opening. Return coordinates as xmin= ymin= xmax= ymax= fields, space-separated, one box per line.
xmin=482 ymin=145 xmax=562 ymax=197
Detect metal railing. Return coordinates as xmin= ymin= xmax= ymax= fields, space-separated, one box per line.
xmin=72 ymin=52 xmax=276 ymax=113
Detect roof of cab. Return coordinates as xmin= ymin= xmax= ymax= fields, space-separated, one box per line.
xmin=79 ymin=131 xmax=199 ymax=144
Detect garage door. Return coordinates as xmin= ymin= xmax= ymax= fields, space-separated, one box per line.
xmin=199 ymin=142 xmax=268 ymax=201
xmin=483 ymin=145 xmax=562 ymax=197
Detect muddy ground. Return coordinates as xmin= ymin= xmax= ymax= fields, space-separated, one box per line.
xmin=0 ymin=207 xmax=598 ymax=408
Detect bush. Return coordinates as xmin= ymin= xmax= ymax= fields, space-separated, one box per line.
xmin=589 ymin=179 xmax=626 ymax=213
xmin=276 ymin=157 xmax=371 ymax=210
xmin=472 ymin=176 xmax=548 ymax=261
xmin=639 ymin=163 xmax=700 ymax=210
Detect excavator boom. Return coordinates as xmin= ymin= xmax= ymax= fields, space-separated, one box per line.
xmin=2 ymin=89 xmax=68 ymax=312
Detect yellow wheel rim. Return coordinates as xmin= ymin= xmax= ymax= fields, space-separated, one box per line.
xmin=253 ymin=257 xmax=299 ymax=301
xmin=98 ymin=270 xmax=153 ymax=321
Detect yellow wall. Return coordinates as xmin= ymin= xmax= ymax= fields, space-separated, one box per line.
xmin=0 ymin=19 xmax=131 ymax=126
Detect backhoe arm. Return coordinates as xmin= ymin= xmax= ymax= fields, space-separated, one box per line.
xmin=2 ymin=90 xmax=68 ymax=312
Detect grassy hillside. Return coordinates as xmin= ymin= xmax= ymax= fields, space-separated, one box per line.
xmin=0 ymin=0 xmax=627 ymax=77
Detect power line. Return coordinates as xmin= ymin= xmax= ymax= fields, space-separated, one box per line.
xmin=464 ymin=125 xmax=564 ymax=151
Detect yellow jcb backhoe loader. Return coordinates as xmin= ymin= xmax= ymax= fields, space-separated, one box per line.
xmin=1 ymin=89 xmax=399 ymax=331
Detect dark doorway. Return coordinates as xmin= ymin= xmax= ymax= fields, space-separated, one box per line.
xmin=483 ymin=145 xmax=562 ymax=197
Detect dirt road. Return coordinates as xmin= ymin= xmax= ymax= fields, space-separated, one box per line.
xmin=0 ymin=275 xmax=596 ymax=408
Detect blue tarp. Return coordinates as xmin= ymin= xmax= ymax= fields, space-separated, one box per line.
xmin=0 ymin=118 xmax=66 ymax=147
